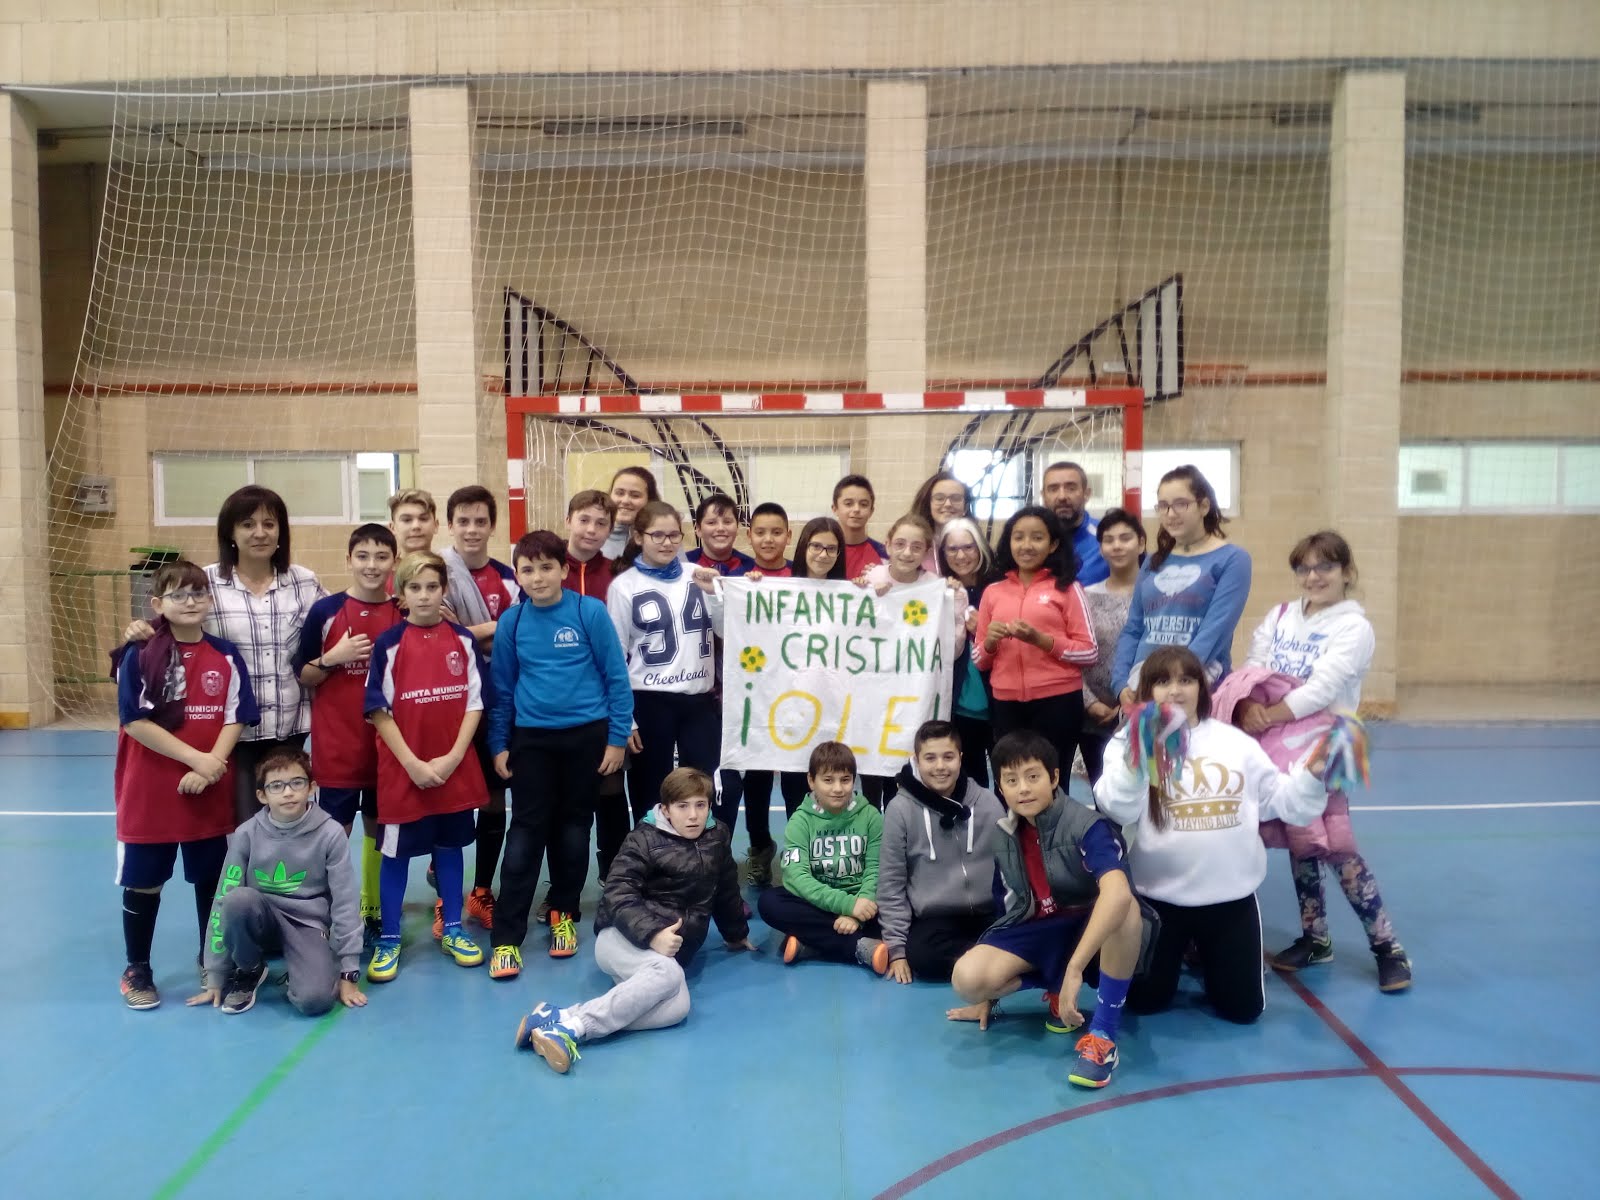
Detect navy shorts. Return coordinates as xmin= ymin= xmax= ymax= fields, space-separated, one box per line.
xmin=317 ymin=787 xmax=377 ymax=827
xmin=979 ymin=900 xmax=1160 ymax=991
xmin=379 ymin=808 xmax=476 ymax=860
xmin=115 ymin=836 xmax=228 ymax=889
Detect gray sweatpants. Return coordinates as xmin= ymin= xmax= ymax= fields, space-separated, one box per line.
xmin=220 ymin=886 xmax=339 ymax=1016
xmin=569 ymin=926 xmax=691 ymax=1041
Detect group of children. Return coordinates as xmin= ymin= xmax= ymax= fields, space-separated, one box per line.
xmin=111 ymin=460 xmax=1402 ymax=1093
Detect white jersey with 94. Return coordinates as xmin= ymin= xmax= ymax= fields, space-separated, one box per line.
xmin=606 ymin=568 xmax=725 ymax=694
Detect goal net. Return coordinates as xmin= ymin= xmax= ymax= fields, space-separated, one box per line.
xmin=34 ymin=60 xmax=1600 ymax=721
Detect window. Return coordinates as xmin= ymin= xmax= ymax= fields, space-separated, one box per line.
xmin=1399 ymin=441 xmax=1599 ymax=513
xmin=154 ymin=453 xmax=415 ymax=525
xmin=950 ymin=448 xmax=1028 ymax=522
xmin=747 ymin=450 xmax=848 ymax=522
xmin=1139 ymin=446 xmax=1239 ymax=516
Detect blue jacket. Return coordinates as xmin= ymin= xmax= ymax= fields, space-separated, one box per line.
xmin=487 ymin=590 xmax=633 ymax=755
xmin=1072 ymin=516 xmax=1109 ymax=586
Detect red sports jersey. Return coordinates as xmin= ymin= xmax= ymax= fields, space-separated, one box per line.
xmin=115 ymin=634 xmax=259 ymax=843
xmin=844 ymin=538 xmax=886 ymax=581
xmin=470 ymin=561 xmax=517 ymax=621
xmin=752 ymin=562 xmax=793 ymax=578
xmin=364 ymin=621 xmax=488 ymax=826
xmin=294 ymin=592 xmax=402 ymax=789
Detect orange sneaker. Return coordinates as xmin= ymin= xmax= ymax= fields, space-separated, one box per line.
xmin=549 ymin=910 xmax=578 ymax=958
xmin=466 ymin=887 xmax=496 ymax=928
xmin=431 ymin=898 xmax=444 ymax=940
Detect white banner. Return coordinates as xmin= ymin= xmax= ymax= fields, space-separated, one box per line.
xmin=719 ymin=577 xmax=957 ymax=775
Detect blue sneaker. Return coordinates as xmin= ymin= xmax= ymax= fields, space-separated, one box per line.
xmin=516 ymin=1001 xmax=582 ymax=1074
xmin=367 ymin=938 xmax=401 ymax=983
xmin=1067 ymin=1032 xmax=1118 ymax=1089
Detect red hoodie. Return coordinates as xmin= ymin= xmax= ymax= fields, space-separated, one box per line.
xmin=565 ymin=549 xmax=613 ymax=601
xmin=972 ymin=570 xmax=1098 ymax=701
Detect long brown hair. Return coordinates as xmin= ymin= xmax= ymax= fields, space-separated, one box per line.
xmin=1134 ymin=645 xmax=1213 ymax=829
xmin=1149 ymin=465 xmax=1227 ymax=571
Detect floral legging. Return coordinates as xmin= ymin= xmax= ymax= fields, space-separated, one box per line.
xmin=1292 ymin=853 xmax=1404 ymax=954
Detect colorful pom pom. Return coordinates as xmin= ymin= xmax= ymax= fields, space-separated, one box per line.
xmin=1124 ymin=701 xmax=1190 ymax=792
xmin=1314 ymin=712 xmax=1371 ymax=793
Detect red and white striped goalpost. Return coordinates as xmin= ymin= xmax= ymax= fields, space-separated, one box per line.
xmin=504 ymin=387 xmax=1144 ymax=539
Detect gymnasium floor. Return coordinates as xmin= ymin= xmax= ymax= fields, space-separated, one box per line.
xmin=2 ymin=723 xmax=1597 ymax=1200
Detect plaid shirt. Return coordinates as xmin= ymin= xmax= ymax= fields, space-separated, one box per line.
xmin=204 ymin=562 xmax=325 ymax=742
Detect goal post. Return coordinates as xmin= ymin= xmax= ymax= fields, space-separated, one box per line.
xmin=505 ymin=388 xmax=1143 ymax=543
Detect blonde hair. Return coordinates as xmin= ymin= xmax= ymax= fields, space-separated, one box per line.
xmin=387 ymin=488 xmax=437 ymax=519
xmin=394 ymin=550 xmax=447 ymax=593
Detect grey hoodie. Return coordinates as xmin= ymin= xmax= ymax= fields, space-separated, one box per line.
xmin=877 ymin=773 xmax=1005 ymax=962
xmin=202 ymin=804 xmax=362 ymax=989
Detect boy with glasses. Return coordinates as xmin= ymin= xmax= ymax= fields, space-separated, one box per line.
xmin=191 ymin=748 xmax=367 ymax=1016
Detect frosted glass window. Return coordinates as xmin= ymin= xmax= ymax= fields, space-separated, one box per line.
xmin=255 ymin=458 xmax=348 ymax=520
xmin=1141 ymin=447 xmax=1237 ymax=515
xmin=748 ymin=450 xmax=847 ymax=522
xmin=158 ymin=457 xmax=248 ymax=521
xmin=1465 ymin=444 xmax=1557 ymax=509
xmin=1560 ymin=445 xmax=1600 ymax=508
xmin=1398 ymin=445 xmax=1463 ymax=510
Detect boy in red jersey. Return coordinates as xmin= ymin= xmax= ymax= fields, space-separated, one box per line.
xmin=112 ymin=560 xmax=259 ymax=1009
xmin=294 ymin=523 xmax=402 ymax=937
xmin=565 ymin=489 xmax=617 ymax=600
xmin=832 ymin=475 xmax=886 ymax=581
xmin=363 ymin=551 xmax=491 ymax=982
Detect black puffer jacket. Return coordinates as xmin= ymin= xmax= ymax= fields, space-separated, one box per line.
xmin=594 ymin=810 xmax=748 ymax=965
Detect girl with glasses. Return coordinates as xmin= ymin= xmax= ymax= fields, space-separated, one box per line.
xmin=608 ymin=502 xmax=725 ymax=827
xmin=1237 ymin=530 xmax=1411 ymax=993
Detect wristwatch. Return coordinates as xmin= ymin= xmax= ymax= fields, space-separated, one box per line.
xmin=340 ymin=970 xmax=360 ymax=983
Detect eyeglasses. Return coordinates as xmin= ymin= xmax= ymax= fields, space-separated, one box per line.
xmin=262 ymin=777 xmax=311 ymax=796
xmin=1293 ymin=561 xmax=1342 ymax=578
xmin=943 ymin=542 xmax=978 ymax=556
xmin=1154 ymin=498 xmax=1195 ymax=516
xmin=929 ymin=492 xmax=966 ymax=509
xmin=160 ymin=589 xmax=209 ymax=603
xmin=642 ymin=531 xmax=684 ymax=546
xmin=806 ymin=543 xmax=840 ymax=556
xmin=888 ymin=540 xmax=926 ymax=554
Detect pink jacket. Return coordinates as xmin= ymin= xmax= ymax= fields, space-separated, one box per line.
xmin=1210 ymin=666 xmax=1355 ymax=860
xmin=972 ymin=570 xmax=1097 ymax=702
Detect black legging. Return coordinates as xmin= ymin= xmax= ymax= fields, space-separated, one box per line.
xmin=1128 ymin=893 xmax=1265 ymax=1024
xmin=990 ymin=690 xmax=1085 ymax=798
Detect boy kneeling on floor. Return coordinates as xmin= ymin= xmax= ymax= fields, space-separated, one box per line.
xmin=946 ymin=731 xmax=1154 ymax=1090
xmin=516 ymin=767 xmax=755 ymax=1073
xmin=191 ymin=748 xmax=366 ymax=1016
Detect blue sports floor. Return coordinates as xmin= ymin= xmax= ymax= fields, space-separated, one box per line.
xmin=2 ymin=723 xmax=1598 ymax=1199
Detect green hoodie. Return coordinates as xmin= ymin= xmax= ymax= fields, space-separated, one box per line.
xmin=779 ymin=793 xmax=884 ymax=916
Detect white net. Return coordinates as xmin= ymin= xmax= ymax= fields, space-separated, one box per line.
xmin=34 ymin=60 xmax=1600 ymax=718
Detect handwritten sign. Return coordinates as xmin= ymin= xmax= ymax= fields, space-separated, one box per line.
xmin=720 ymin=577 xmax=956 ymax=775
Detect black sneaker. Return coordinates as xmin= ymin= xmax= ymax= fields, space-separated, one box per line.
xmin=1271 ymin=935 xmax=1334 ymax=972
xmin=220 ymin=963 xmax=270 ymax=1014
xmin=1375 ymin=944 xmax=1412 ymax=993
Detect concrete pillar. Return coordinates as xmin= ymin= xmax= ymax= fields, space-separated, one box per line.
xmin=1326 ymin=71 xmax=1405 ymax=713
xmin=0 ymin=93 xmax=51 ymax=727
xmin=408 ymin=86 xmax=498 ymax=522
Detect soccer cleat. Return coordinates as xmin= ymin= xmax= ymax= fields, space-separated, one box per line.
xmin=516 ymin=1002 xmax=582 ymax=1074
xmin=220 ymin=962 xmax=270 ymax=1015
xmin=549 ymin=911 xmax=579 ymax=958
xmin=440 ymin=926 xmax=484 ymax=967
xmin=466 ymin=887 xmax=496 ymax=929
xmin=1271 ymin=935 xmax=1334 ymax=972
xmin=1067 ymin=1032 xmax=1119 ymax=1089
xmin=1375 ymin=943 xmax=1413 ymax=993
xmin=366 ymin=938 xmax=402 ymax=983
xmin=489 ymin=945 xmax=523 ymax=980
xmin=1043 ymin=991 xmax=1085 ymax=1035
xmin=120 ymin=963 xmax=161 ymax=1011
xmin=432 ymin=898 xmax=444 ymax=940
xmin=855 ymin=937 xmax=890 ymax=975
xmin=743 ymin=843 xmax=776 ymax=888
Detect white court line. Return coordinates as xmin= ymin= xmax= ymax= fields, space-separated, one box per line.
xmin=4 ymin=800 xmax=1600 ymax=818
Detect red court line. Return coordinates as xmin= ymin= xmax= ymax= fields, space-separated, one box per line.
xmin=1278 ymin=972 xmax=1518 ymax=1200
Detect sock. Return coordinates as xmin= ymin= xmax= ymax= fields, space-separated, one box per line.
xmin=434 ymin=846 xmax=466 ymax=928
xmin=559 ymin=1008 xmax=586 ymax=1039
xmin=360 ymin=830 xmax=382 ymax=914
xmin=473 ymin=808 xmax=506 ymax=891
xmin=379 ymin=854 xmax=408 ymax=941
xmin=193 ymin=876 xmax=219 ymax=954
xmin=1090 ymin=972 xmax=1131 ymax=1043
xmin=122 ymin=888 xmax=161 ymax=965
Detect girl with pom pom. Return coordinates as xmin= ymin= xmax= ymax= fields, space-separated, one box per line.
xmin=1094 ymin=646 xmax=1329 ymax=1024
xmin=1234 ymin=530 xmax=1411 ymax=993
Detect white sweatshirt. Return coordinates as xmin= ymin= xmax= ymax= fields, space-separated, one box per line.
xmin=606 ymin=565 xmax=725 ymax=694
xmin=1094 ymin=719 xmax=1326 ymax=906
xmin=1245 ymin=598 xmax=1374 ymax=719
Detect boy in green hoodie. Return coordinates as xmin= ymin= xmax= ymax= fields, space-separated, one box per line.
xmin=757 ymin=741 xmax=890 ymax=974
